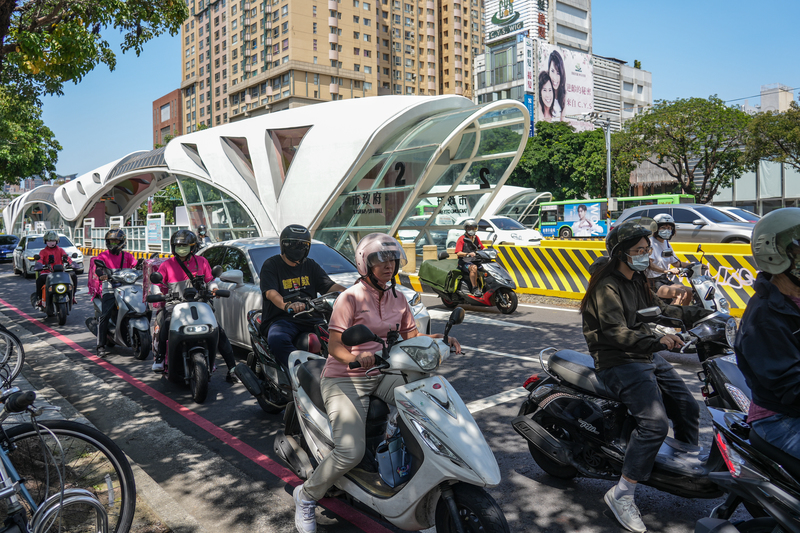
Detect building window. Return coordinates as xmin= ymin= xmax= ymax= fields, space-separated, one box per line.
xmin=313 ymin=22 xmax=317 ymax=33
xmin=313 ymin=5 xmax=317 ymax=16
xmin=282 ymin=38 xmax=289 ymax=50
xmin=313 ymin=39 xmax=317 ymax=51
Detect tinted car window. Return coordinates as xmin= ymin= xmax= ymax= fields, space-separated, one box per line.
xmin=694 ymin=206 xmax=737 ymax=223
xmin=249 ymin=244 xmax=357 ymax=278
xmin=26 ymin=237 xmax=44 ymax=249
xmin=59 ymin=237 xmax=73 ymax=248
xmin=0 ymin=236 xmax=17 ymax=245
xmin=491 ymin=218 xmax=525 ymax=230
xmin=671 ymin=208 xmax=698 ymax=224
xmin=201 ymin=246 xmax=227 ymax=268
xmin=477 ymin=220 xmax=492 ymax=232
xmin=648 ymin=207 xmax=671 ymax=218
xmin=224 ymin=248 xmax=253 ymax=283
xmin=728 ymin=208 xmax=759 ymax=222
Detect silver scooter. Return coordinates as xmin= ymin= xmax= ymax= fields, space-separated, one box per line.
xmin=87 ymin=258 xmax=151 ymax=360
xmin=669 ymin=245 xmax=729 ymax=314
xmin=275 ymin=308 xmax=511 ymax=532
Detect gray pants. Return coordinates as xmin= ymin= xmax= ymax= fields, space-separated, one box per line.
xmin=302 ymin=372 xmax=406 ymax=501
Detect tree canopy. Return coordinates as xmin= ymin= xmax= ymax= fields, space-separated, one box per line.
xmin=616 ymin=96 xmax=753 ymax=204
xmin=0 ymin=84 xmax=60 ymax=182
xmin=746 ymin=101 xmax=800 ymax=172
xmin=507 ymin=121 xmax=630 ymax=200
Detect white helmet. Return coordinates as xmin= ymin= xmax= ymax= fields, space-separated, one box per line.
xmin=653 ymin=213 xmax=676 ymax=238
xmin=751 ymin=207 xmax=800 ymax=277
xmin=354 ymin=233 xmax=407 ymax=294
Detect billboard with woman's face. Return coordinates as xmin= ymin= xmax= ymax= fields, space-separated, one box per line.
xmin=536 ymin=43 xmax=594 ymax=131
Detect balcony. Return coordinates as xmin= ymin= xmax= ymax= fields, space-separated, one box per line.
xmin=455 ymin=86 xmax=463 ymax=95
xmin=428 ymin=81 xmax=437 ymax=90
xmin=427 ymin=13 xmax=435 ymax=22
xmin=454 ymin=34 xmax=462 ymax=43
xmin=328 ymin=16 xmax=338 ymax=26
xmin=427 ymin=1 xmax=434 ymax=9
xmin=427 ymin=68 xmax=436 ymax=76
xmin=455 ymin=60 xmax=463 ymax=68
xmin=329 ymin=49 xmax=339 ymax=60
xmin=455 ymin=73 xmax=462 ymax=81
xmin=330 ymin=83 xmax=339 ymax=94
xmin=427 ymin=27 xmax=435 ymax=36
xmin=454 ymin=20 xmax=461 ymax=30
xmin=328 ymin=0 xmax=338 ymax=8
xmin=329 ymin=32 xmax=338 ymax=43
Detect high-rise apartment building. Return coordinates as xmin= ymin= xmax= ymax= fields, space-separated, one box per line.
xmin=178 ymin=0 xmax=482 ymax=131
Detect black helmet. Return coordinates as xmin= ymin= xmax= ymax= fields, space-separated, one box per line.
xmin=463 ymin=218 xmax=478 ymax=236
xmin=606 ymin=216 xmax=656 ymax=257
xmin=280 ymin=224 xmax=311 ymax=263
xmin=105 ymin=229 xmax=126 ymax=254
xmin=170 ymin=229 xmax=198 ymax=258
xmin=198 ymin=224 xmax=207 ymax=236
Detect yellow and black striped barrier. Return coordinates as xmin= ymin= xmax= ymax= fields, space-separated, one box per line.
xmin=398 ymin=241 xmax=757 ymax=317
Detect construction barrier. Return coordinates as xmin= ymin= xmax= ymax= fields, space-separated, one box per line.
xmin=398 ymin=241 xmax=757 ymax=317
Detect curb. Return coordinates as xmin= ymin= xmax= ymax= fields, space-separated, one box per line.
xmin=0 ymin=312 xmax=205 ymax=533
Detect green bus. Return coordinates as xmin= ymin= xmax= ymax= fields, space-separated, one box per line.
xmin=538 ymin=194 xmax=695 ymax=239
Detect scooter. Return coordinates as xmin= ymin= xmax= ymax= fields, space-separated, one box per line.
xmin=419 ymin=249 xmax=518 ymax=314
xmin=664 ymin=244 xmax=730 ymax=314
xmin=695 ymin=407 xmax=800 ymax=533
xmin=146 ymin=266 xmax=230 ymax=404
xmin=29 ymin=253 xmax=77 ymax=326
xmin=274 ymin=308 xmax=511 ymax=532
xmin=512 ymin=308 xmax=743 ymax=500
xmin=235 ymin=291 xmax=339 ymax=414
xmin=85 ymin=258 xmax=152 ymax=360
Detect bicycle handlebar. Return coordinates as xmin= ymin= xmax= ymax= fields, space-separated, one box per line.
xmin=4 ymin=391 xmax=36 ymax=414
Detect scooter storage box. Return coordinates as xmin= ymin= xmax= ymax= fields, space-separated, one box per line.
xmin=419 ymin=259 xmax=460 ymax=293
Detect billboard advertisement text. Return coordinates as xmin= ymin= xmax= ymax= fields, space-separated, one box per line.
xmin=536 ymin=43 xmax=595 ymax=132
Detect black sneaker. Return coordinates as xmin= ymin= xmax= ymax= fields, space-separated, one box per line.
xmin=472 ymin=288 xmax=482 ymax=297
xmin=226 ymin=369 xmax=240 ymax=383
xmin=96 ymin=346 xmax=108 ymax=358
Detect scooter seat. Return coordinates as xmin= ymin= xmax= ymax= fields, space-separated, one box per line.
xmin=749 ymin=427 xmax=800 ymax=481
xmin=297 ymin=358 xmax=327 ymax=412
xmin=548 ymin=350 xmax=618 ymax=400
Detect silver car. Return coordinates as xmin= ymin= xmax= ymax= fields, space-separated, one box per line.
xmin=198 ymin=237 xmax=431 ymax=349
xmin=614 ymin=204 xmax=754 ymax=244
xmin=13 ymin=234 xmax=85 ymax=277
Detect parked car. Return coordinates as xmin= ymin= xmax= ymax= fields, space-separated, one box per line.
xmin=198 ymin=237 xmax=430 ymax=349
xmin=714 ymin=206 xmax=760 ymax=223
xmin=0 ymin=235 xmax=19 ymax=262
xmin=614 ymin=204 xmax=754 ymax=243
xmin=13 ymin=234 xmax=85 ymax=277
xmin=445 ymin=216 xmax=543 ymax=248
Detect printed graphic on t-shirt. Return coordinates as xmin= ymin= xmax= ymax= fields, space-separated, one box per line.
xmin=282 ymin=276 xmax=311 ymax=290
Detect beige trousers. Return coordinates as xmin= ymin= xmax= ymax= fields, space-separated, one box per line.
xmin=302 ymin=372 xmax=406 ymax=501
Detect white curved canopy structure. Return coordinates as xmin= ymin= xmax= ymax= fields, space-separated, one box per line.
xmin=4 ymin=96 xmax=529 ymax=254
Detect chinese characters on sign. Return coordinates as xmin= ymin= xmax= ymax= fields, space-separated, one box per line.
xmin=351 ymin=192 xmax=384 ymax=215
xmin=523 ymin=37 xmax=535 ymax=93
xmin=536 ymin=42 xmax=595 ymax=132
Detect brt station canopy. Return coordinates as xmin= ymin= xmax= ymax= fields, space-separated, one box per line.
xmin=3 ymin=96 xmax=529 ymax=256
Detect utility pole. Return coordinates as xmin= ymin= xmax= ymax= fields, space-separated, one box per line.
xmin=565 ymin=112 xmax=613 ymax=199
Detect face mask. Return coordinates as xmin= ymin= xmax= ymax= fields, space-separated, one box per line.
xmin=658 ymin=229 xmax=672 ymax=240
xmin=175 ymin=245 xmax=191 ymax=257
xmin=466 ymin=229 xmax=476 ymax=237
xmin=627 ymin=253 xmax=650 ymax=272
xmin=46 ymin=241 xmax=57 ymax=248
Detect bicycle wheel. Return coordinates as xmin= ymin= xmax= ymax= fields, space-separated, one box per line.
xmin=0 ymin=326 xmax=24 ymax=385
xmin=0 ymin=419 xmax=136 ymax=533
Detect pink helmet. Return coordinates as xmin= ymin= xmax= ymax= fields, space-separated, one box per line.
xmin=354 ymin=233 xmax=408 ymax=277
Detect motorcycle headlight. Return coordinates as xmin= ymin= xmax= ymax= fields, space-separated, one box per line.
xmin=401 ymin=344 xmax=440 ymax=371
xmin=121 ymin=272 xmax=138 ymax=284
xmin=183 ymin=325 xmax=210 ymax=334
xmin=725 ymin=318 xmax=737 ymax=348
xmin=54 ymin=284 xmax=67 ymax=294
xmin=409 ymin=292 xmax=422 ymax=307
xmin=409 ymin=417 xmax=465 ymax=466
xmin=718 ymin=297 xmax=730 ymax=314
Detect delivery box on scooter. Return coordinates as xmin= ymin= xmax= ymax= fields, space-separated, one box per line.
xmin=419 ymin=258 xmax=461 ymax=293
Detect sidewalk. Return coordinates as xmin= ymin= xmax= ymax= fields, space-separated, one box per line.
xmin=0 ymin=314 xmax=194 ymax=533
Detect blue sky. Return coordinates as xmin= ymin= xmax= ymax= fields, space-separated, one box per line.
xmin=42 ymin=0 xmax=799 ymax=176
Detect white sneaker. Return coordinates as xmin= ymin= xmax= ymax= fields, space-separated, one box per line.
xmin=152 ymin=360 xmax=164 ymax=373
xmin=293 ymin=484 xmax=317 ymax=533
xmin=604 ymin=488 xmax=646 ymax=532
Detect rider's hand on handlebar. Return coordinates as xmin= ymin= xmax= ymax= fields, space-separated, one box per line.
xmin=668 ymin=267 xmax=680 ymax=274
xmin=286 ymin=302 xmax=306 ymax=314
xmin=448 ymin=335 xmax=462 ymax=354
xmin=355 ymin=353 xmax=375 ymax=369
xmin=99 ymin=275 xmax=108 ymax=281
xmin=658 ymin=333 xmax=685 ymax=351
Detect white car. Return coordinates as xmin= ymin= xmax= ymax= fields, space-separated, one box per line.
xmin=13 ymin=234 xmax=85 ymax=277
xmin=198 ymin=237 xmax=430 ymax=349
xmin=446 ymin=216 xmax=543 ymax=248
xmin=714 ymin=206 xmax=760 ymax=224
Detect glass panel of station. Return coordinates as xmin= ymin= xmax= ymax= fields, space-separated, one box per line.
xmin=176 ymin=177 xmax=259 ymax=241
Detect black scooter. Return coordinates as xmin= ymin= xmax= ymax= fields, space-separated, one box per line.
xmin=29 ymin=253 xmax=77 ymax=326
xmin=512 ymin=307 xmax=746 ymax=500
xmin=235 ymin=292 xmax=339 ymax=414
xmin=695 ymin=408 xmax=800 ymax=533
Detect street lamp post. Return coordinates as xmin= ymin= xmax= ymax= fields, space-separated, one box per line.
xmin=565 ymin=112 xmax=613 ymax=199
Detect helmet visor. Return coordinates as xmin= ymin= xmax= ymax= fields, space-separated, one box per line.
xmin=283 ymin=240 xmax=310 ymax=262
xmin=617 ymin=216 xmax=657 ymax=243
xmin=367 ymin=250 xmax=404 ymax=268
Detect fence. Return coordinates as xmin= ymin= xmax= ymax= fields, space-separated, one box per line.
xmin=76 ymin=224 xmax=189 ymax=259
xmin=398 ymin=241 xmax=757 ymax=317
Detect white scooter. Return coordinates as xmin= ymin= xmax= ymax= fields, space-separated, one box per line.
xmin=274 ymin=308 xmax=510 ymax=533
xmin=672 ymin=245 xmax=730 ymax=314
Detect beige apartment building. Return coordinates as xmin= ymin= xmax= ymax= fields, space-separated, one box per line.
xmin=179 ymin=0 xmax=483 ymax=132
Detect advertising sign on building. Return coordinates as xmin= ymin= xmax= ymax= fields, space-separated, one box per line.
xmin=485 ymin=0 xmax=547 ymax=43
xmin=523 ymin=94 xmax=535 ymax=137
xmin=523 ymin=37 xmax=535 ymax=93
xmin=536 ymin=43 xmax=595 ymax=131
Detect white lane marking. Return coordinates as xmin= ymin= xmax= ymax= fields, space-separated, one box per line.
xmin=461 ymin=345 xmax=540 ymax=363
xmin=518 ymin=303 xmax=580 ymax=313
xmin=428 ymin=309 xmax=544 ymax=331
xmin=467 ymin=387 xmax=528 ymax=413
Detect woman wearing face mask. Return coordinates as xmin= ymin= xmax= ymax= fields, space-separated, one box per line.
xmin=580 ymin=217 xmax=711 ymax=533
xmin=646 ymin=213 xmax=692 ymax=305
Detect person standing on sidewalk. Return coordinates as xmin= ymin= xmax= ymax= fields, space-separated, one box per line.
xmin=93 ymin=229 xmax=137 ymax=357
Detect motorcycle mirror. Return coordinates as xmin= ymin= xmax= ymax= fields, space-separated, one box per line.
xmin=71 ymin=253 xmax=78 ymax=258
xmin=342 ymin=324 xmax=379 ymax=347
xmin=437 ymin=250 xmax=450 ymax=260
xmin=696 ymin=244 xmax=703 ymax=253
xmin=33 ymin=254 xmax=40 ymax=261
xmin=448 ymin=307 xmax=465 ymax=326
xmin=94 ymin=259 xmax=106 ymax=269
xmin=636 ymin=306 xmax=662 ymax=322
xmin=492 ymin=233 xmax=498 ymax=243
xmin=211 ymin=265 xmax=223 ymax=278
xmin=149 ymin=272 xmax=163 ymax=284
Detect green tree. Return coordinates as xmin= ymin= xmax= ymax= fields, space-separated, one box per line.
xmin=0 ymin=84 xmax=60 ymax=182
xmin=746 ymin=101 xmax=800 ymax=172
xmin=508 ymin=121 xmax=629 ymax=200
xmin=136 ymin=183 xmax=182 ymax=225
xmin=617 ymin=96 xmax=753 ymax=203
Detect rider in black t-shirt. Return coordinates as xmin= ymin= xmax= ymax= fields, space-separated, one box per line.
xmin=259 ymin=225 xmax=347 ymax=368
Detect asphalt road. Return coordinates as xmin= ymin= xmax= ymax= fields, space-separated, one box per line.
xmin=0 ymin=261 xmax=750 ymax=533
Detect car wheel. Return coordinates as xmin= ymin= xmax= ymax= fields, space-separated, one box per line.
xmin=446 ymin=242 xmax=456 ymax=249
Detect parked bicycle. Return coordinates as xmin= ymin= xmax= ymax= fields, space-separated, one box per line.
xmin=0 ymin=325 xmax=24 ymax=386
